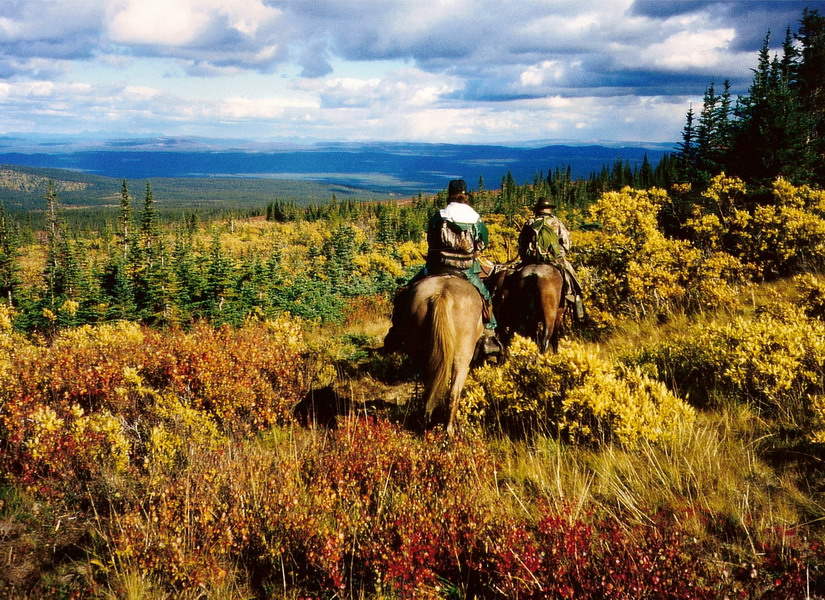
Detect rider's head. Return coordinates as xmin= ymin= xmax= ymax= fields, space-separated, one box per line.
xmin=533 ymin=197 xmax=556 ymax=215
xmin=447 ymin=179 xmax=471 ymax=204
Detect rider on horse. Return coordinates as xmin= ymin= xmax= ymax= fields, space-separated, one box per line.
xmin=384 ymin=179 xmax=503 ymax=356
xmin=518 ymin=197 xmax=585 ymax=320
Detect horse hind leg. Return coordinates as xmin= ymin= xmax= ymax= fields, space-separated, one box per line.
xmin=536 ymin=320 xmax=551 ymax=354
xmin=446 ymin=352 xmax=474 ymax=435
xmin=423 ymin=372 xmax=444 ymax=427
xmin=550 ymin=306 xmax=565 ymax=353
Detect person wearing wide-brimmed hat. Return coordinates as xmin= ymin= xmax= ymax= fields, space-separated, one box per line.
xmin=384 ymin=178 xmax=502 ymax=356
xmin=518 ymin=196 xmax=585 ymax=320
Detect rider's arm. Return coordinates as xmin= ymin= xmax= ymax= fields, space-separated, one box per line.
xmin=551 ymin=217 xmax=572 ymax=251
xmin=475 ymin=220 xmax=489 ymax=250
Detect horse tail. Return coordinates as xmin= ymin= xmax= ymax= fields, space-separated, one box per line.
xmin=521 ymin=272 xmax=541 ymax=335
xmin=427 ymin=289 xmax=455 ymax=410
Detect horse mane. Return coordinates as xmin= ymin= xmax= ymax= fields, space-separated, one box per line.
xmin=425 ymin=288 xmax=455 ymax=409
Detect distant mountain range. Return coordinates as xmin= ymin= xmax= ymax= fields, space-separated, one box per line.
xmin=0 ymin=135 xmax=674 ymax=196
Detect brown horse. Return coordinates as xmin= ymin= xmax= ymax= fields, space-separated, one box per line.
xmin=490 ymin=263 xmax=566 ymax=353
xmin=392 ymin=274 xmax=483 ymax=432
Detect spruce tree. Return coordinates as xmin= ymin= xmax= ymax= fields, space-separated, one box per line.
xmin=140 ymin=181 xmax=159 ymax=248
xmin=795 ymin=8 xmax=825 ymax=183
xmin=101 ymin=256 xmax=136 ymax=321
xmin=325 ymin=224 xmax=356 ymax=293
xmin=118 ymin=179 xmax=132 ymax=258
xmin=204 ymin=232 xmax=234 ymax=321
xmin=43 ymin=181 xmax=63 ymax=308
xmin=142 ymin=240 xmax=173 ymax=325
xmin=0 ymin=202 xmax=21 ymax=305
xmin=171 ymin=235 xmax=203 ymax=322
xmin=639 ymin=154 xmax=654 ymax=189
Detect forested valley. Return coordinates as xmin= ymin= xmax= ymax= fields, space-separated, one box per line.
xmin=2 ymin=8 xmax=825 ymax=600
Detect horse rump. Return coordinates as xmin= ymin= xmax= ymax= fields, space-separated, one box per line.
xmin=492 ymin=263 xmax=565 ymax=354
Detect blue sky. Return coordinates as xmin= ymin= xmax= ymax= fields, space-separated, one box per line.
xmin=1 ymin=0 xmax=822 ymax=145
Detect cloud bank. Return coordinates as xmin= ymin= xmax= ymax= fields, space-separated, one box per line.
xmin=0 ymin=0 xmax=819 ymax=144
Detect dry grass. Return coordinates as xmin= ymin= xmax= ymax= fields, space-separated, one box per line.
xmin=490 ymin=403 xmax=818 ymax=560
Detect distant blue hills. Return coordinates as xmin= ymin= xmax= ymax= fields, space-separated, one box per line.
xmin=0 ymin=136 xmax=674 ymax=195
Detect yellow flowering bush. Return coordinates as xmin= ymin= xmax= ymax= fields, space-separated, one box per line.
xmin=147 ymin=393 xmax=224 ymax=480
xmin=73 ymin=409 xmax=131 ymax=475
xmin=353 ymin=251 xmax=405 ymax=278
xmin=484 ymin=212 xmax=523 ymax=263
xmin=462 ymin=336 xmax=694 ymax=447
xmin=625 ymin=303 xmax=825 ymax=434
xmin=687 ymin=176 xmax=825 ymax=278
xmin=394 ymin=239 xmax=426 ymax=267
xmin=796 ymin=272 xmax=825 ymax=319
xmin=578 ymin=186 xmax=747 ymax=331
xmin=809 ymin=394 xmax=825 ymax=444
xmin=0 ymin=302 xmax=14 ymax=332
xmin=700 ymin=173 xmax=748 ymax=221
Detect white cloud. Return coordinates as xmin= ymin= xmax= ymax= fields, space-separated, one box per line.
xmin=107 ymin=0 xmax=212 ymax=46
xmin=644 ymin=29 xmax=737 ymax=69
xmin=124 ymin=86 xmax=162 ymax=100
xmin=105 ymin=0 xmax=282 ymax=52
xmin=520 ymin=61 xmax=565 ymax=87
xmin=217 ymin=0 xmax=281 ymax=36
xmin=219 ymin=96 xmax=318 ymax=119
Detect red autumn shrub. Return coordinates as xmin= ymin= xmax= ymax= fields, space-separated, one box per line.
xmin=108 ymin=417 xmax=821 ymax=599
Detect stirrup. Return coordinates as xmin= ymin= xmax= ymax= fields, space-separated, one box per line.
xmin=479 ymin=329 xmax=503 ymax=355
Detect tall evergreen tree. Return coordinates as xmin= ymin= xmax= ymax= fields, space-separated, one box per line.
xmin=325 ymin=224 xmax=356 ymax=292
xmin=0 ymin=202 xmax=21 ymax=305
xmin=675 ymin=105 xmax=698 ymax=184
xmin=730 ymin=30 xmax=811 ymax=186
xmin=638 ymin=154 xmax=654 ymax=189
xmin=43 ymin=181 xmax=64 ymax=308
xmin=118 ymin=179 xmax=133 ymax=258
xmin=170 ymin=235 xmax=203 ymax=321
xmin=101 ymin=256 xmax=136 ymax=321
xmin=715 ymin=80 xmax=735 ymax=158
xmin=204 ymin=232 xmax=234 ymax=320
xmin=795 ymin=8 xmax=825 ymax=183
xmin=140 ymin=181 xmax=158 ymax=247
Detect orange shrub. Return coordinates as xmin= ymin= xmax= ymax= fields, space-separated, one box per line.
xmin=139 ymin=318 xmax=308 ymax=431
xmin=0 ymin=316 xmax=310 ymax=496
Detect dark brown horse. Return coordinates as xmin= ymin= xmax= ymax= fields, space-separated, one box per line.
xmin=391 ymin=274 xmax=484 ymax=432
xmin=489 ymin=263 xmax=566 ymax=353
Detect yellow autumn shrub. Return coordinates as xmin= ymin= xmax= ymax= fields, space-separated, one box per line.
xmin=72 ymin=408 xmax=131 ymax=475
xmin=625 ymin=302 xmax=825 ymax=438
xmin=462 ymin=336 xmax=694 ymax=447
xmin=0 ymin=316 xmax=313 ymax=496
xmin=578 ymin=186 xmax=747 ymax=330
xmin=687 ymin=176 xmax=825 ymax=277
xmin=147 ymin=392 xmax=225 ymax=480
xmin=353 ymin=251 xmax=405 ymax=278
xmin=394 ymin=239 xmax=426 ymax=267
xmin=796 ymin=272 xmax=825 ymax=319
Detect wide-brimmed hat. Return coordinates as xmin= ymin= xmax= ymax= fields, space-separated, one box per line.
xmin=533 ymin=197 xmax=556 ymax=212
xmin=447 ymin=179 xmax=469 ymax=198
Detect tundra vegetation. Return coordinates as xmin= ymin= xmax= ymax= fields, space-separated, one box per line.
xmin=2 ymin=8 xmax=825 ymax=599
